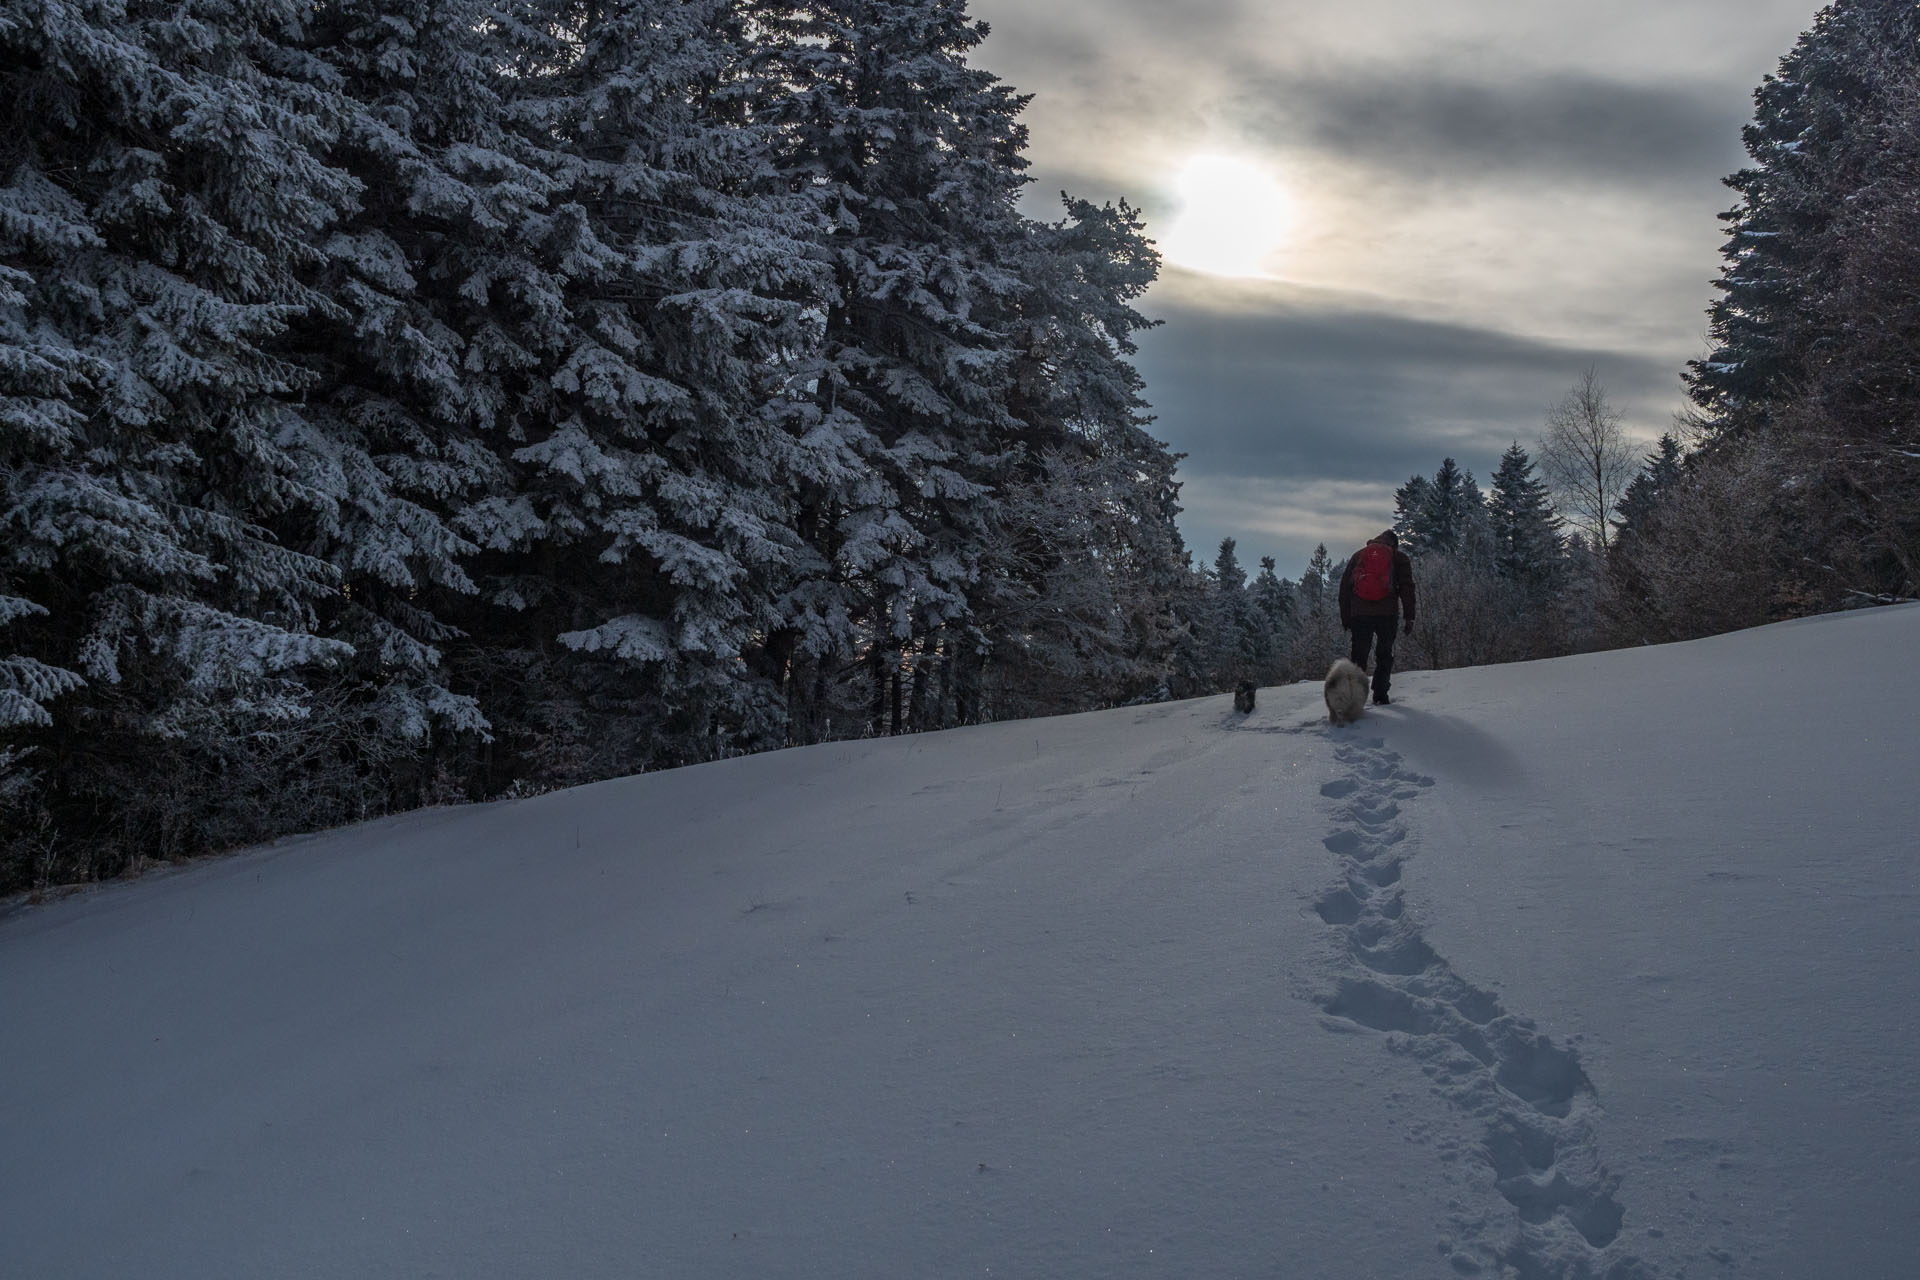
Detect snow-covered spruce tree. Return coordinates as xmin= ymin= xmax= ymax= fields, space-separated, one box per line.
xmin=1688 ymin=1 xmax=1920 ymax=435
xmin=1394 ymin=457 xmax=1515 ymax=670
xmin=1599 ymin=436 xmax=1796 ymax=645
xmin=753 ymin=0 xmax=1032 ymax=737
xmin=1408 ymin=457 xmax=1471 ymax=554
xmin=927 ymin=195 xmax=1140 ymax=720
xmin=1456 ymin=469 xmax=1495 ymax=566
xmin=1286 ymin=542 xmax=1345 ymax=676
xmin=1542 ymin=530 xmax=1599 ymax=652
xmin=1295 ymin=543 xmax=1335 ymax=619
xmin=1392 ymin=460 xmax=1520 ymax=670
xmin=967 ymin=445 xmax=1148 ymax=719
xmin=0 ymin=0 xmax=404 ymax=883
xmin=442 ymin=0 xmax=829 ymax=785
xmin=1406 ymin=457 xmax=1494 ymax=560
xmin=284 ymin=0 xmax=589 ymax=803
xmin=1250 ymin=556 xmax=1296 ymax=683
xmin=1487 ymin=442 xmax=1564 ymax=598
xmin=1159 ymin=555 xmax=1214 ymax=702
xmin=1791 ymin=57 xmax=1920 ymax=600
xmin=969 ymin=425 xmax=1188 ymax=719
xmin=1201 ymin=537 xmax=1256 ymax=689
xmin=971 ymin=193 xmax=1186 ymax=717
xmin=1602 ymin=434 xmax=1678 ymax=646
xmin=1485 ymin=441 xmax=1569 ymax=657
xmin=1611 ymin=433 xmax=1685 ymax=549
xmin=1600 ymin=431 xmax=1688 ymax=641
xmin=1392 ymin=473 xmax=1429 ymax=545
xmin=1687 ymin=1 xmax=1920 ymax=602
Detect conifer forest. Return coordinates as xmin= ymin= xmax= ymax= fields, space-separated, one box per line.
xmin=3 ymin=0 xmax=1916 ymax=890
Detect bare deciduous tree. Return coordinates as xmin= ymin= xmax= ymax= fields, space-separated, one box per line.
xmin=1539 ymin=369 xmax=1638 ymax=556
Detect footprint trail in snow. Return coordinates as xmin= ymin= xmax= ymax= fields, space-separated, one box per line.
xmin=1310 ymin=734 xmax=1651 ymax=1279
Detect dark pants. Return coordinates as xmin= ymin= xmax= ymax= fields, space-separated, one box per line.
xmin=1348 ymin=616 xmax=1398 ymax=697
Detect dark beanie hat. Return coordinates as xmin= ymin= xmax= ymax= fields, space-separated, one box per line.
xmin=1378 ymin=529 xmax=1399 ymax=547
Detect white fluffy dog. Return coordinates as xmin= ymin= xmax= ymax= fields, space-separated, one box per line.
xmin=1324 ymin=658 xmax=1369 ymax=726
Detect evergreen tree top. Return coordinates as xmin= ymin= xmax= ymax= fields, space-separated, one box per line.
xmin=1487 ymin=441 xmax=1563 ymax=586
xmin=1687 ymin=0 xmax=1920 ymax=434
xmin=1213 ymin=537 xmax=1244 ymax=589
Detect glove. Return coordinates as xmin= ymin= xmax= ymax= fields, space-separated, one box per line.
xmin=1402 ymin=619 xmax=1414 ymax=637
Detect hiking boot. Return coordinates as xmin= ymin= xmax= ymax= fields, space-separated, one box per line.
xmin=1372 ymin=692 xmax=1391 ymax=706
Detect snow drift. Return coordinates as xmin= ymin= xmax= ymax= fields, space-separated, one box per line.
xmin=3 ymin=605 xmax=1916 ymax=1279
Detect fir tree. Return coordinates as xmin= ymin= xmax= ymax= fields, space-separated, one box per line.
xmin=1456 ymin=470 xmax=1495 ymax=567
xmin=1686 ymin=1 xmax=1920 ymax=600
xmin=758 ymin=0 xmax=1037 ymax=733
xmin=972 ymin=447 xmax=1139 ymax=717
xmin=1213 ymin=538 xmax=1248 ymax=596
xmin=1410 ymin=458 xmax=1474 ymax=554
xmin=1686 ymin=0 xmax=1920 ymax=437
xmin=972 ymin=193 xmax=1182 ymax=715
xmin=293 ymin=0 xmax=569 ymax=761
xmin=1393 ymin=474 xmax=1430 ymax=544
xmin=1297 ymin=544 xmax=1335 ymax=618
xmin=1487 ymin=442 xmax=1563 ymax=596
xmin=1287 ymin=543 xmax=1345 ymax=677
xmin=0 ymin=0 xmax=1201 ymax=886
xmin=2 ymin=0 xmax=370 ymax=872
xmin=1206 ymin=537 xmax=1256 ymax=686
xmin=1250 ymin=556 xmax=1295 ymax=681
xmin=459 ymin=0 xmax=832 ymax=777
xmin=1613 ymin=434 xmax=1685 ymax=543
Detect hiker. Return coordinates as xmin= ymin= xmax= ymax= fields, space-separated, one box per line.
xmin=1337 ymin=530 xmax=1416 ymax=706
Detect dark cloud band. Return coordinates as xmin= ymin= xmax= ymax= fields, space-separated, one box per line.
xmin=1134 ymin=283 xmax=1682 ymax=570
xmin=1235 ymin=68 xmax=1749 ymax=187
xmin=1137 ymin=283 xmax=1680 ymax=481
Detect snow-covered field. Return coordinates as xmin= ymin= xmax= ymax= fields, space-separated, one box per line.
xmin=3 ymin=606 xmax=1916 ymax=1279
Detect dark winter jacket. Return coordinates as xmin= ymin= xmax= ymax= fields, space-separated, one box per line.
xmin=1338 ymin=538 xmax=1416 ymax=627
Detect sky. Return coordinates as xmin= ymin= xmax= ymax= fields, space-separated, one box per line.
xmin=968 ymin=0 xmax=1824 ymax=576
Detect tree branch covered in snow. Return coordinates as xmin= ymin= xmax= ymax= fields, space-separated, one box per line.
xmin=0 ymin=0 xmax=1192 ymax=889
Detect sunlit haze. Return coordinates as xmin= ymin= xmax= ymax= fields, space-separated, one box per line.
xmin=1159 ymin=155 xmax=1293 ymax=279
xmin=972 ymin=0 xmax=1820 ymax=575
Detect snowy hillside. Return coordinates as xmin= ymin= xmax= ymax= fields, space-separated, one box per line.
xmin=3 ymin=606 xmax=1916 ymax=1280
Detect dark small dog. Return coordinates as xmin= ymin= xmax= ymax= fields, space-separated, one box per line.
xmin=1233 ymin=680 xmax=1256 ymax=714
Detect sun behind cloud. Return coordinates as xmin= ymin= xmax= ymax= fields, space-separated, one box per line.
xmin=1160 ymin=155 xmax=1294 ymax=279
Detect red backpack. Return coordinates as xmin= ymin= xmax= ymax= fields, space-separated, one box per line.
xmin=1351 ymin=543 xmax=1395 ymax=602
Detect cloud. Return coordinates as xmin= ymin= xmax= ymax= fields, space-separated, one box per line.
xmin=1177 ymin=474 xmax=1402 ymax=571
xmin=1133 ymin=277 xmax=1681 ymax=572
xmin=1138 ymin=277 xmax=1680 ymax=477
xmin=961 ymin=0 xmax=1824 ymax=576
xmin=1233 ymin=69 xmax=1749 ymax=189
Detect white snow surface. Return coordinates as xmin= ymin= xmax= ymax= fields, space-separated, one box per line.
xmin=4 ymin=606 xmax=1918 ymax=1279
